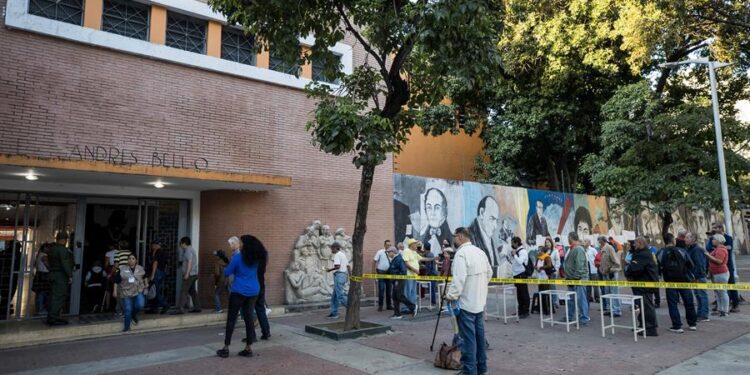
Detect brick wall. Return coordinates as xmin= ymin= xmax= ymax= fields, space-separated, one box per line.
xmin=0 ymin=1 xmax=393 ymax=306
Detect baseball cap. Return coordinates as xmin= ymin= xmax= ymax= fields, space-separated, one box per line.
xmin=712 ymin=234 xmax=726 ymax=244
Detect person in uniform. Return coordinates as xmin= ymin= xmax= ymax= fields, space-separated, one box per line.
xmin=47 ymin=231 xmax=74 ymax=325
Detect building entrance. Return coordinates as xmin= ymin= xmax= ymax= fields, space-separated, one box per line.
xmin=0 ymin=192 xmax=188 ymax=321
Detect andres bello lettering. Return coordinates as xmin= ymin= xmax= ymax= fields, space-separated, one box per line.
xmin=69 ymin=145 xmax=209 ymax=170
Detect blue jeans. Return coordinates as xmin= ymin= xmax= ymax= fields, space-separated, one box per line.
xmin=567 ymin=280 xmax=590 ymax=324
xmin=666 ymin=288 xmax=697 ymax=329
xmin=693 ymin=277 xmax=709 ymax=319
xmin=150 ymin=270 xmax=168 ymax=309
xmin=457 ymin=309 xmax=487 ymax=375
xmin=402 ymin=279 xmax=416 ymax=313
xmin=213 ymin=285 xmax=226 ymax=311
xmin=330 ymin=272 xmax=348 ymax=315
xmin=601 ymin=273 xmax=621 ymax=315
xmin=122 ymin=293 xmax=145 ymax=331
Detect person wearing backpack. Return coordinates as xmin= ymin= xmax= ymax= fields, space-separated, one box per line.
xmin=658 ymin=233 xmax=697 ymax=333
xmin=509 ymin=236 xmax=531 ymax=319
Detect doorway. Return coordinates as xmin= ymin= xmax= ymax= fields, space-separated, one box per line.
xmin=80 ymin=199 xmax=183 ymax=315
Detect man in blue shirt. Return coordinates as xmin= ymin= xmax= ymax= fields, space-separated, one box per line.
xmin=705 ymin=223 xmax=740 ymax=312
xmin=685 ymin=232 xmax=710 ymax=321
xmin=646 ymin=236 xmax=661 ymax=308
xmin=387 ymin=246 xmax=415 ymax=319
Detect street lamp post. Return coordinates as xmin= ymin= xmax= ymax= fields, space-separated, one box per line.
xmin=659 ymin=58 xmax=734 ymax=236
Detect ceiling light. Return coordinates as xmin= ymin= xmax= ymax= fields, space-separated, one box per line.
xmin=153 ymin=181 xmax=165 ymax=189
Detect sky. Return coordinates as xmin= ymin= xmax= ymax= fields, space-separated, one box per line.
xmin=737 ymin=100 xmax=750 ymax=122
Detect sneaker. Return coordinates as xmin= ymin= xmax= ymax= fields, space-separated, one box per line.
xmin=391 ymin=314 xmax=403 ymax=320
xmin=669 ymin=327 xmax=684 ymax=333
xmin=719 ymin=312 xmax=728 ymax=317
xmin=411 ymin=309 xmax=418 ymax=318
xmin=688 ymin=326 xmax=697 ymax=331
xmin=730 ymin=307 xmax=741 ymax=313
xmin=327 ymin=314 xmax=339 ymax=319
xmin=699 ymin=317 xmax=711 ymax=322
xmin=215 ymin=309 xmax=224 ymax=314
xmin=711 ymin=311 xmax=720 ymax=316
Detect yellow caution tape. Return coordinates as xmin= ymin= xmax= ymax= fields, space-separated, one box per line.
xmin=348 ymin=273 xmax=750 ymax=291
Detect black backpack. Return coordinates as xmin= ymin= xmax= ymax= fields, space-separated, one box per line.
xmin=523 ymin=252 xmax=535 ymax=277
xmin=662 ymin=247 xmax=687 ymax=281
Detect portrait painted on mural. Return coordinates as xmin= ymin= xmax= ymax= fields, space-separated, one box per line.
xmin=392 ymin=174 xmax=462 ymax=251
xmin=524 ymin=189 xmax=572 ymax=246
xmin=393 ymin=174 xmax=748 ymax=255
xmin=494 ymin=185 xmax=527 ymax=245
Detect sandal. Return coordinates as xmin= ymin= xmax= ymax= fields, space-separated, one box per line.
xmin=238 ymin=349 xmax=254 ymax=357
xmin=216 ymin=348 xmax=229 ymax=358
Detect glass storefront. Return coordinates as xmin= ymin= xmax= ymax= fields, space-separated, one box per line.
xmin=0 ymin=192 xmax=188 ymax=321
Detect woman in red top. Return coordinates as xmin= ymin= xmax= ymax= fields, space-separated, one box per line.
xmin=705 ymin=234 xmax=730 ymax=317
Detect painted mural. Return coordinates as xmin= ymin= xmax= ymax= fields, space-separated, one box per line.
xmin=393 ymin=174 xmax=749 ymax=271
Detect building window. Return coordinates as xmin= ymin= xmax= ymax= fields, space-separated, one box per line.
xmin=166 ymin=12 xmax=206 ymax=54
xmin=28 ymin=0 xmax=83 ymax=25
xmin=269 ymin=49 xmax=300 ymax=75
xmin=312 ymin=55 xmax=342 ymax=84
xmin=221 ymin=27 xmax=255 ymax=66
xmin=101 ymin=0 xmax=150 ymax=41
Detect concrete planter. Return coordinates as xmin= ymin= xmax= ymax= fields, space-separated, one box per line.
xmin=305 ymin=321 xmax=391 ymax=340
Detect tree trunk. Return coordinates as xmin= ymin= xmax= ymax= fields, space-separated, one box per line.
xmin=344 ymin=162 xmax=376 ymax=331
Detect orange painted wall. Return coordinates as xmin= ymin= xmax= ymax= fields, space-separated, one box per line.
xmin=394 ymin=127 xmax=484 ymax=181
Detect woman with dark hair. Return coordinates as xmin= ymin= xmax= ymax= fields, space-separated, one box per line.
xmin=216 ymin=235 xmax=261 ymax=358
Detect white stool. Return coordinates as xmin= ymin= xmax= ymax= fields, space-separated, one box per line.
xmin=539 ymin=290 xmax=579 ymax=332
xmin=600 ymin=294 xmax=646 ymax=342
xmin=417 ymin=281 xmax=434 ymax=311
xmin=485 ymin=284 xmax=519 ymax=324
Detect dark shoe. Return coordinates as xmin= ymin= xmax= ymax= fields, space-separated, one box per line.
xmin=519 ymin=313 xmax=530 ymax=319
xmin=216 ymin=348 xmax=229 ymax=358
xmin=603 ymin=311 xmax=611 ymax=316
xmin=47 ymin=319 xmax=68 ymax=326
xmin=613 ymin=313 xmax=622 ymax=317
xmin=386 ymin=306 xmax=394 ymax=310
xmin=378 ymin=306 xmax=383 ymax=312
xmin=646 ymin=330 xmax=658 ymax=337
xmin=260 ymin=334 xmax=271 ymax=340
xmin=132 ymin=316 xmax=139 ymax=325
xmin=145 ymin=309 xmax=158 ymax=314
xmin=238 ymin=349 xmax=253 ymax=357
xmin=730 ymin=307 xmax=740 ymax=313
xmin=189 ymin=309 xmax=202 ymax=313
xmin=170 ymin=310 xmax=184 ymax=315
xmin=160 ymin=307 xmax=169 ymax=315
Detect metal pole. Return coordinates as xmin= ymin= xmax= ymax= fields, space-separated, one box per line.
xmin=707 ymin=62 xmax=733 ymax=237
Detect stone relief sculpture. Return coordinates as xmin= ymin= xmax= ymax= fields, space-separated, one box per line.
xmin=285 ymin=220 xmax=352 ymax=304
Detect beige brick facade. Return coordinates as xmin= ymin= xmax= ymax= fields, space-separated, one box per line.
xmin=0 ymin=0 xmax=392 ymax=306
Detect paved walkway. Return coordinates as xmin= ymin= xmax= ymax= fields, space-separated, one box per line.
xmin=1 ymin=256 xmax=749 ymax=374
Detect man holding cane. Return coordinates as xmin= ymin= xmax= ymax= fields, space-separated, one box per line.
xmin=445 ymin=227 xmax=492 ymax=375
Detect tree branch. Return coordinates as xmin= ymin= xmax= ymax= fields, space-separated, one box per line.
xmin=335 ymin=3 xmax=391 ymax=89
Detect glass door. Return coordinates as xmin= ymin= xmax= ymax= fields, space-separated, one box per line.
xmin=0 ymin=193 xmax=78 ymax=320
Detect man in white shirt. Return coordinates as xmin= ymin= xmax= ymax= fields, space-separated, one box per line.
xmin=445 ymin=227 xmax=492 ymax=375
xmin=584 ymin=239 xmax=600 ymax=303
xmin=325 ymin=242 xmax=349 ymax=319
xmin=510 ymin=236 xmax=531 ymax=318
xmin=373 ymin=240 xmax=393 ymax=311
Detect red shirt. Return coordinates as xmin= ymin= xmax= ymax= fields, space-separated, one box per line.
xmin=709 ymin=246 xmax=729 ymax=275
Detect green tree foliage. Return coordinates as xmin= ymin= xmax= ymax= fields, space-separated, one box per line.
xmin=208 ymin=0 xmax=503 ymax=330
xmin=479 ymin=0 xmax=750 ymax=194
xmin=582 ymin=78 xmax=750 ymax=236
